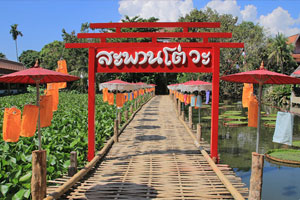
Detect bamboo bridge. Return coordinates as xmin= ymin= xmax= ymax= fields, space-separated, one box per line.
xmin=45 ymin=95 xmax=248 ymax=200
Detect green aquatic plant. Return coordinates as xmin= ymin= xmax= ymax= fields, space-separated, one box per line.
xmin=0 ymin=92 xmax=148 ymax=199
xmin=223 ymin=116 xmax=247 ymax=121
xmin=267 ymin=149 xmax=300 ymax=162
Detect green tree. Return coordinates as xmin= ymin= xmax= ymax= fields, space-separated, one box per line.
xmin=19 ymin=50 xmax=40 ymax=68
xmin=9 ymin=24 xmax=23 ymax=61
xmin=267 ymin=33 xmax=296 ymax=74
xmin=40 ymin=40 xmax=65 ymax=70
xmin=0 ymin=52 xmax=6 ymax=59
xmin=176 ymin=8 xmax=267 ymax=99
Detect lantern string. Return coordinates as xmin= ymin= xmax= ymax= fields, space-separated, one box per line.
xmin=261 ymin=100 xmax=300 ymax=117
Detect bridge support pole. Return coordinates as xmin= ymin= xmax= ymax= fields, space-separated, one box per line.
xmin=125 ymin=110 xmax=129 ymax=121
xmin=130 ymin=104 xmax=133 ymax=115
xmin=249 ymin=152 xmax=264 ymax=200
xmin=118 ymin=111 xmax=122 ymax=127
xmin=196 ymin=123 xmax=202 ymax=143
xmin=68 ymin=151 xmax=78 ymax=177
xmin=114 ymin=119 xmax=119 ymax=143
xmin=31 ymin=150 xmax=46 ymax=200
xmin=189 ymin=106 xmax=193 ymax=129
xmin=177 ymin=100 xmax=181 ymax=116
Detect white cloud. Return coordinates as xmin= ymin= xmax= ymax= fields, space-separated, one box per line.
xmin=259 ymin=7 xmax=300 ymax=36
xmin=118 ymin=0 xmax=300 ymax=37
xmin=241 ymin=5 xmax=257 ymax=22
xmin=204 ymin=0 xmax=300 ymax=36
xmin=118 ymin=0 xmax=194 ymax=22
xmin=205 ymin=0 xmax=242 ymax=20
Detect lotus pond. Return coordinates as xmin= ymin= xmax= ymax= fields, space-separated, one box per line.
xmin=187 ymin=101 xmax=300 ymax=200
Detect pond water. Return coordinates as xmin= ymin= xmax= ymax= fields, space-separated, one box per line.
xmin=187 ymin=102 xmax=300 ymax=200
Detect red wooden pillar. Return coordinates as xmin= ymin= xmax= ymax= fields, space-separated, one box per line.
xmin=211 ymin=47 xmax=220 ymax=162
xmin=88 ymin=48 xmax=96 ymax=161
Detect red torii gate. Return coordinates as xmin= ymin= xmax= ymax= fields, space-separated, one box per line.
xmin=66 ymin=22 xmax=243 ymax=162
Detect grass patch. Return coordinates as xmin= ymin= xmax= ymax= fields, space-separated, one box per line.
xmin=292 ymin=141 xmax=300 ymax=147
xmin=261 ymin=117 xmax=277 ymax=121
xmin=225 ymin=121 xmax=248 ymax=125
xmin=223 ymin=116 xmax=247 ymax=121
xmin=264 ymin=121 xmax=276 ymax=128
xmin=224 ymin=120 xmax=248 ymax=127
xmin=268 ymin=113 xmax=277 ymax=117
xmin=267 ymin=149 xmax=300 ymax=162
xmin=201 ymin=116 xmax=224 ymax=120
xmin=201 ymin=105 xmax=211 ymax=109
xmin=223 ymin=111 xmax=242 ymax=116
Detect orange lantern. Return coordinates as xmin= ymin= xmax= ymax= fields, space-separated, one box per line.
xmin=116 ymin=93 xmax=124 ymax=108
xmin=103 ymin=88 xmax=108 ymax=102
xmin=248 ymin=95 xmax=258 ymax=127
xmin=40 ymin=95 xmax=53 ymax=127
xmin=108 ymin=93 xmax=114 ymax=105
xmin=242 ymin=83 xmax=253 ymax=108
xmin=46 ymin=88 xmax=59 ymax=111
xmin=3 ymin=107 xmax=21 ymax=142
xmin=20 ymin=105 xmax=39 ymax=137
xmin=56 ymin=60 xmax=68 ymax=89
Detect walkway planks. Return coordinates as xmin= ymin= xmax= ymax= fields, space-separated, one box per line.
xmin=48 ymin=96 xmax=248 ymax=199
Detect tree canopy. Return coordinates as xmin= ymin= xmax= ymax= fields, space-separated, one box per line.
xmin=0 ymin=52 xmax=6 ymax=59
xmin=19 ymin=50 xmax=40 ymax=68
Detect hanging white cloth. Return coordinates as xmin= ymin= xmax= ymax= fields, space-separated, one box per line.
xmin=273 ymin=111 xmax=294 ymax=146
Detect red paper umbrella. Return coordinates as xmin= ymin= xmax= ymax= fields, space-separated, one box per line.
xmin=135 ymin=82 xmax=148 ymax=89
xmin=0 ymin=64 xmax=79 ymax=84
xmin=167 ymin=83 xmax=180 ymax=91
xmin=180 ymin=80 xmax=212 ymax=93
xmin=221 ymin=62 xmax=300 ymax=153
xmin=0 ymin=61 xmax=79 ymax=150
xmin=148 ymin=84 xmax=156 ymax=88
xmin=293 ymin=69 xmax=300 ymax=76
xmin=99 ymin=79 xmax=136 ymax=92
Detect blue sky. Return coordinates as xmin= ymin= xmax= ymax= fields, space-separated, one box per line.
xmin=1 ymin=0 xmax=300 ymax=62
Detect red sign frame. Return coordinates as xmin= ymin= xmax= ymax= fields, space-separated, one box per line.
xmin=65 ymin=22 xmax=243 ymax=162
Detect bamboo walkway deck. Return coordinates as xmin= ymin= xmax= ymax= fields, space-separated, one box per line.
xmin=47 ymin=96 xmax=248 ymax=199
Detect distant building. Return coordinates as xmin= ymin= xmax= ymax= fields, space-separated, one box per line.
xmin=0 ymin=58 xmax=27 ymax=95
xmin=287 ymin=34 xmax=300 ymax=64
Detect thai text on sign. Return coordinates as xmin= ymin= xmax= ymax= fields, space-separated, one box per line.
xmin=95 ymin=44 xmax=213 ymax=73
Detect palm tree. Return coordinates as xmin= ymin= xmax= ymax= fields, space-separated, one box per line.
xmin=9 ymin=24 xmax=23 ymax=61
xmin=268 ymin=33 xmax=294 ymax=74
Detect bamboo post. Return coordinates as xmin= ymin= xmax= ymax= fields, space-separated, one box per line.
xmin=124 ymin=110 xmax=129 ymax=121
xmin=177 ymin=101 xmax=181 ymax=116
xmin=134 ymin=100 xmax=137 ymax=110
xmin=68 ymin=151 xmax=77 ymax=177
xmin=189 ymin=106 xmax=193 ymax=129
xmin=118 ymin=111 xmax=122 ymax=126
xmin=31 ymin=150 xmax=46 ymax=200
xmin=196 ymin=123 xmax=202 ymax=143
xmin=181 ymin=103 xmax=185 ymax=121
xmin=130 ymin=104 xmax=133 ymax=114
xmin=114 ymin=119 xmax=119 ymax=143
xmin=181 ymin=109 xmax=185 ymax=121
xmin=249 ymin=152 xmax=264 ymax=200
